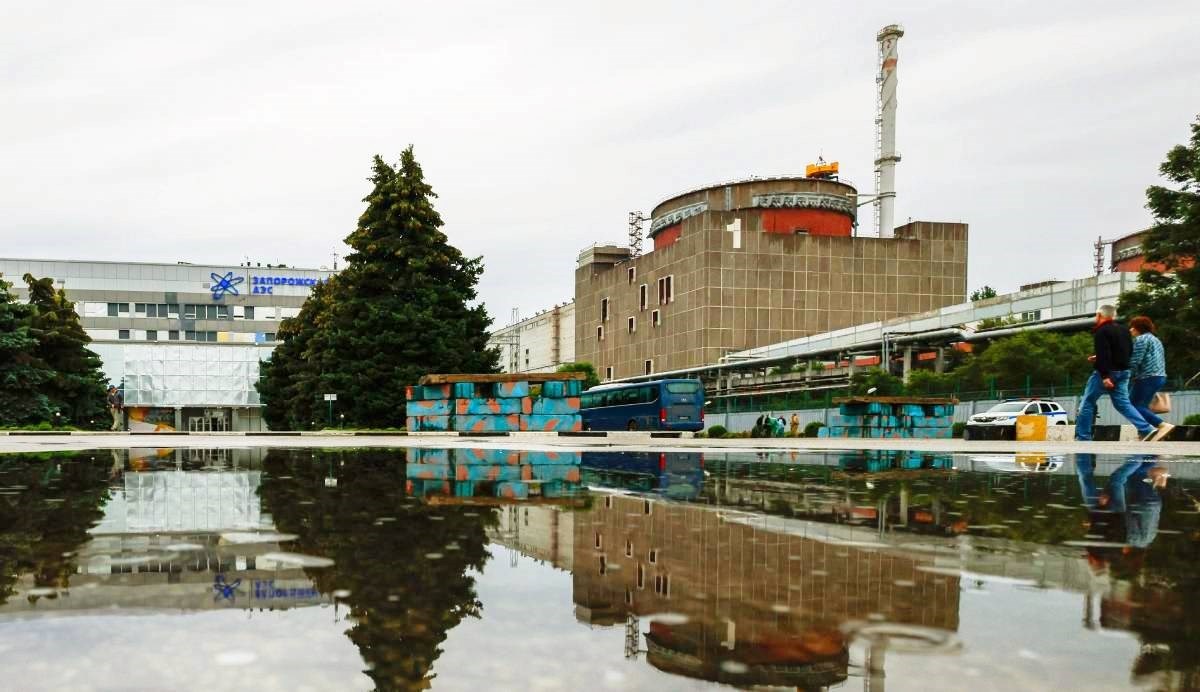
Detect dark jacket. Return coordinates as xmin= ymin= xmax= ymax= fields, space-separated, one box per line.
xmin=1093 ymin=319 xmax=1132 ymax=378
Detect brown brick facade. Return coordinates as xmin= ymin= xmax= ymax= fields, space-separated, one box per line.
xmin=576 ymin=187 xmax=968 ymax=379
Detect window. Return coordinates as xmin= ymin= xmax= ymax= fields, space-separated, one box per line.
xmin=1039 ymin=402 xmax=1054 ymax=414
xmin=118 ymin=303 xmax=128 ymax=315
xmin=596 ymin=325 xmax=604 ymax=342
xmin=652 ymin=309 xmax=661 ymax=327
xmin=184 ymin=304 xmax=197 ymax=319
xmin=244 ymin=306 xmax=255 ymax=320
xmin=216 ymin=305 xmax=230 ymax=320
xmin=627 ymin=316 xmax=636 ymax=334
xmin=1024 ymin=404 xmax=1039 ymax=415
xmin=605 ymin=366 xmax=613 ymax=380
xmin=604 ymin=496 xmax=613 ymax=509
xmin=134 ymin=303 xmax=146 ymax=315
xmin=644 ymin=360 xmax=653 ymax=375
xmin=185 ymin=330 xmax=196 ymax=341
xmin=168 ymin=330 xmax=179 ymax=341
xmin=655 ymin=574 xmax=670 ymax=597
xmin=106 ymin=303 xmax=119 ymax=317
xmin=643 ymin=499 xmax=652 ymax=515
xmin=207 ymin=305 xmax=219 ymax=320
xmin=627 ymin=266 xmax=636 ymax=284
xmin=146 ymin=330 xmax=157 ymax=341
xmin=264 ymin=332 xmax=276 ymax=342
xmin=599 ymin=555 xmax=607 ymax=575
xmin=146 ymin=304 xmax=157 ymax=317
xmin=666 ymin=382 xmax=701 ymax=394
xmin=648 ymin=548 xmax=658 ymax=564
xmin=639 ymin=284 xmax=647 ymax=311
xmin=595 ymin=532 xmax=602 ymax=549
xmin=118 ymin=329 xmax=130 ymax=340
xmin=637 ymin=564 xmax=645 ymax=589
xmin=601 ymin=297 xmax=609 ymax=322
xmin=167 ymin=304 xmax=179 ymax=316
xmin=625 ymin=540 xmax=633 ymax=558
xmin=158 ymin=303 xmax=168 ymax=316
xmin=656 ymin=275 xmax=674 ymax=304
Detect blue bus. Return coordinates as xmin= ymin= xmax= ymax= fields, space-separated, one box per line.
xmin=580 ymin=451 xmax=705 ymax=500
xmin=580 ymin=378 xmax=705 ymax=431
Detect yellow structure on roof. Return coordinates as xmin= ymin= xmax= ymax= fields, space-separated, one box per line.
xmin=806 ymin=160 xmax=839 ymax=179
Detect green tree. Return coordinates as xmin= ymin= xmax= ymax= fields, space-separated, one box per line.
xmin=0 ymin=276 xmax=55 ymax=426
xmin=905 ymin=369 xmax=961 ymax=396
xmin=1118 ymin=114 xmax=1200 ymax=381
xmin=259 ymin=148 xmax=500 ymax=428
xmin=848 ymin=369 xmax=905 ymax=396
xmin=957 ymin=330 xmax=1093 ymax=393
xmin=970 ymin=285 xmax=998 ymax=301
xmin=23 ymin=274 xmax=109 ymax=428
xmin=556 ymin=361 xmax=600 ymax=389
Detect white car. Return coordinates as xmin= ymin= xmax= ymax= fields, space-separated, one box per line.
xmin=967 ymin=399 xmax=1069 ymax=427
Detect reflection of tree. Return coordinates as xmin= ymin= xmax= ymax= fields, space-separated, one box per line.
xmin=258 ymin=449 xmax=495 ymax=692
xmin=0 ymin=452 xmax=111 ymax=604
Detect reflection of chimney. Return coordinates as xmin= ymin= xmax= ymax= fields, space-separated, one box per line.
xmin=875 ymin=24 xmax=904 ymax=237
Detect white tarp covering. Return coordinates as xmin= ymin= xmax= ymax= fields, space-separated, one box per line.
xmin=122 ymin=344 xmax=263 ymax=406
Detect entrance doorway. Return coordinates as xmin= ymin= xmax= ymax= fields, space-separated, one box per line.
xmin=187 ymin=409 xmax=228 ymax=432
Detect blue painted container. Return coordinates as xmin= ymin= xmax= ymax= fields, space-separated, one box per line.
xmin=457 ymin=414 xmax=521 ymax=433
xmin=453 ymin=382 xmax=477 ymax=399
xmin=529 ymin=465 xmax=582 ymax=482
xmin=406 ymin=399 xmax=452 ymax=417
xmin=532 ymin=397 xmax=581 ymax=415
xmin=421 ymin=384 xmax=453 ymax=400
xmin=410 ymin=415 xmax=451 ymax=432
xmin=493 ymin=381 xmax=531 ymax=398
xmin=495 ymin=482 xmax=530 ymax=499
xmin=524 ymin=450 xmax=581 ymax=465
xmin=456 ymin=448 xmax=521 ymax=465
xmin=456 ymin=398 xmax=527 ymax=415
xmin=526 ymin=414 xmax=582 ymax=432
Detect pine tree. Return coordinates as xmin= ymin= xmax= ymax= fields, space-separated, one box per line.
xmin=0 ymin=276 xmax=55 ymax=426
xmin=23 ymin=274 xmax=109 ymax=428
xmin=258 ymin=277 xmax=336 ymax=429
xmin=1118 ymin=114 xmax=1200 ymax=382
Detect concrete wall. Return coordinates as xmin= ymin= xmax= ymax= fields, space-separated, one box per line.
xmin=712 ymin=390 xmax=1200 ymax=434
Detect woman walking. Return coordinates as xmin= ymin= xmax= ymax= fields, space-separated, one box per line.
xmin=1129 ymin=316 xmax=1174 ymax=441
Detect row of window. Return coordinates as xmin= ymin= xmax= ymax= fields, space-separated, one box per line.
xmin=596 ymin=361 xmax=653 ymax=382
xmin=595 ymin=309 xmax=663 ymax=343
xmin=115 ymin=330 xmax=276 ymax=342
xmin=105 ymin=302 xmax=280 ymax=320
xmin=600 ymin=275 xmax=674 ymax=322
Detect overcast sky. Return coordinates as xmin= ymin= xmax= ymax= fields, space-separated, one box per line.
xmin=2 ymin=1 xmax=1195 ymax=325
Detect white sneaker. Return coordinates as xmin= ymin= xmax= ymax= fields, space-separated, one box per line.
xmin=1149 ymin=423 xmax=1175 ymax=442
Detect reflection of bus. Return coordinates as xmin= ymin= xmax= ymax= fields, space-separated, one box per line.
xmin=580 ymin=451 xmax=705 ymax=500
xmin=580 ymin=379 xmax=704 ymax=431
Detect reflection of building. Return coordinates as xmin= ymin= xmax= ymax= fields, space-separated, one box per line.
xmin=575 ymin=176 xmax=968 ymax=380
xmin=0 ymin=257 xmax=336 ymax=431
xmin=490 ymin=506 xmax=574 ymax=571
xmin=570 ymin=493 xmax=961 ymax=687
xmin=0 ymin=459 xmax=328 ymax=618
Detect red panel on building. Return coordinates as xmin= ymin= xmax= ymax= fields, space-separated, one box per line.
xmin=760 ymin=209 xmax=852 ymax=236
xmin=1115 ymin=256 xmax=1194 ymax=273
xmin=653 ymin=223 xmax=683 ymax=250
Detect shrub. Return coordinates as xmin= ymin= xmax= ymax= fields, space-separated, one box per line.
xmin=952 ymin=422 xmax=967 ymax=438
xmin=803 ymin=421 xmax=824 ymax=437
xmin=706 ymin=425 xmax=728 ymax=439
xmin=1183 ymin=414 xmax=1200 ymax=426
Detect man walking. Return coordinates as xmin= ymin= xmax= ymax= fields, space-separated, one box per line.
xmin=1075 ymin=305 xmax=1157 ymax=441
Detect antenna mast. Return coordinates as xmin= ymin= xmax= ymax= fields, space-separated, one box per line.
xmin=628 ymin=211 xmax=647 ymax=258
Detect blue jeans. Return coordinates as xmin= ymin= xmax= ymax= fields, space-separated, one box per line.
xmin=1075 ymin=370 xmax=1154 ymax=440
xmin=1129 ymin=375 xmax=1167 ymax=428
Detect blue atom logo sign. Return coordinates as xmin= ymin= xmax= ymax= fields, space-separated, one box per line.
xmin=210 ymin=272 xmax=244 ymax=300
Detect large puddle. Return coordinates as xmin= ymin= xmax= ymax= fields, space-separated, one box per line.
xmin=1 ymin=447 xmax=1198 ymax=690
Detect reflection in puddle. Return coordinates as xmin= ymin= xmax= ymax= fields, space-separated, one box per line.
xmin=0 ymin=447 xmax=1197 ymax=690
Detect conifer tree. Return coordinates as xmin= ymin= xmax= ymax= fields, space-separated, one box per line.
xmin=259 ymin=148 xmax=499 ymax=428
xmin=23 ymin=274 xmax=109 ymax=427
xmin=0 ymin=276 xmax=54 ymax=426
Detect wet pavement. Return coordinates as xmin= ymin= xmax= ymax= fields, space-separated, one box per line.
xmin=1 ymin=446 xmax=1199 ymax=691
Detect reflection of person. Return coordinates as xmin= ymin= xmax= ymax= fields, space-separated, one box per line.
xmin=1128 ymin=316 xmax=1174 ymax=442
xmin=106 ymin=385 xmax=123 ymax=431
xmin=1076 ymin=453 xmax=1164 ymax=549
xmin=789 ymin=413 xmax=800 ymax=436
xmin=1075 ymin=305 xmax=1156 ymax=442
